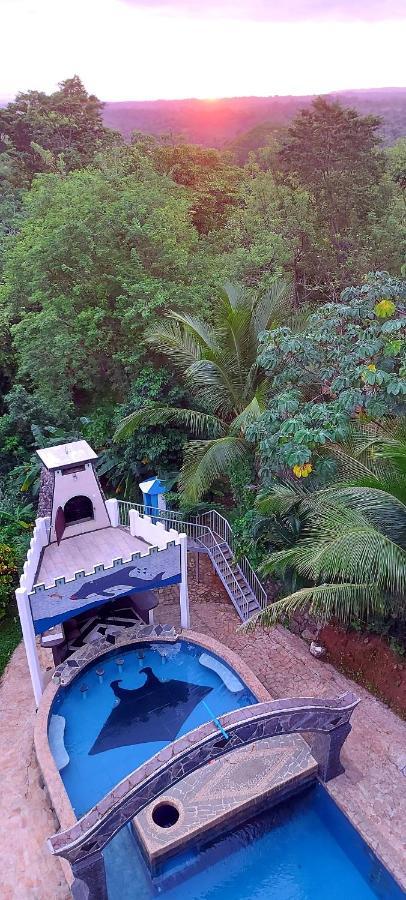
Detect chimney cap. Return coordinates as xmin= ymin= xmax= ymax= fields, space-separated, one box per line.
xmin=36 ymin=440 xmax=98 ymax=471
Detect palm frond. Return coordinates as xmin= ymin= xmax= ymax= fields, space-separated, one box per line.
xmin=374 ymin=438 xmax=406 ymax=475
xmin=219 ymin=282 xmax=243 ymax=311
xmin=145 ymin=320 xmax=203 ymax=370
xmin=328 ymin=420 xmax=406 ymax=481
xmin=263 ymin=505 xmax=406 ymax=599
xmin=114 ymin=405 xmax=226 ymax=442
xmin=256 ymin=484 xmax=304 ymax=518
xmin=185 ymin=358 xmax=243 ymax=418
xmin=249 ymin=581 xmax=382 ymax=630
xmin=179 ymin=436 xmax=250 ymax=502
xmin=318 ymin=484 xmax=406 ymax=543
xmin=229 ymin=394 xmax=265 ymax=435
xmin=165 ymin=312 xmax=220 ymax=353
xmin=252 ymin=279 xmax=292 ymax=337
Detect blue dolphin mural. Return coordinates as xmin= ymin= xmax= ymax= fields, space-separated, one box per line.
xmin=71 ymin=566 xmax=166 ymax=602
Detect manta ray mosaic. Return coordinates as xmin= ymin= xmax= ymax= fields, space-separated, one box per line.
xmin=29 ymin=543 xmax=181 ymax=634
xmin=90 ymin=667 xmax=213 ymax=755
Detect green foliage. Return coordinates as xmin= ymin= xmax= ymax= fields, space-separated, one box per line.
xmin=97 ymin=366 xmax=187 ymax=499
xmin=277 ymin=99 xmax=403 ymax=296
xmin=222 ymin=170 xmax=316 ymax=300
xmin=115 ymin=280 xmax=292 ymax=501
xmin=223 ymin=99 xmax=404 ymax=302
xmin=254 ymin=422 xmax=406 ymax=628
xmin=0 ymin=607 xmax=21 ymax=677
xmin=0 ymin=544 xmax=18 ymax=621
xmin=0 ymin=76 xmax=119 ymax=187
xmin=0 ymin=153 xmax=214 ymax=420
xmin=146 ymin=141 xmax=242 ymax=235
xmin=387 ymin=138 xmax=406 ymax=194
xmin=250 ymin=273 xmax=406 ymax=478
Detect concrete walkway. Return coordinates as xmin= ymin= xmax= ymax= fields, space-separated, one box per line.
xmin=0 ymin=558 xmax=405 ymax=897
xmin=0 ymin=642 xmax=69 ymax=900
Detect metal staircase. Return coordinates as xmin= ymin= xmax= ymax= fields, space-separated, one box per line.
xmin=117 ymin=502 xmax=267 ymax=622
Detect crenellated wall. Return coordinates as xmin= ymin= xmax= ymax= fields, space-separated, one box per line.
xmin=16 ymin=506 xmax=189 ymax=705
xmin=29 ymin=541 xmax=182 ymax=634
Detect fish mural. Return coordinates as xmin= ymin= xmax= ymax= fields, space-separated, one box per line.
xmin=89 ymin=667 xmax=213 ymax=755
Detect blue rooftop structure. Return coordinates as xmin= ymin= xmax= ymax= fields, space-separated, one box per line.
xmin=139 ymin=477 xmax=167 ymax=520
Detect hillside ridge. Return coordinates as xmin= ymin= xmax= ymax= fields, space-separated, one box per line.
xmin=102 ymin=87 xmax=406 ymax=148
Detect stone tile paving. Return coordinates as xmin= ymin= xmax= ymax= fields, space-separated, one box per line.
xmin=0 ymin=643 xmax=69 ymax=900
xmin=0 ymin=553 xmax=405 ymax=897
xmin=134 ymin=733 xmax=317 ymax=868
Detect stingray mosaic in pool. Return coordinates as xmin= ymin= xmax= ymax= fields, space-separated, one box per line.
xmin=49 ymin=639 xmax=256 ymax=816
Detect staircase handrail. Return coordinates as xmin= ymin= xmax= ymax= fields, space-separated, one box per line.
xmin=197 ymin=509 xmax=267 ymax=609
xmin=193 ymin=528 xmax=251 ymax=620
xmin=117 ymin=500 xmax=252 ymax=619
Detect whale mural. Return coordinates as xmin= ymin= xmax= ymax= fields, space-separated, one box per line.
xmin=89 ymin=667 xmax=213 ymax=755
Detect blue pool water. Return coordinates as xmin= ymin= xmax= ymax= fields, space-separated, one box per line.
xmin=50 ymin=640 xmax=256 ymax=816
xmin=50 ymin=639 xmax=404 ymax=899
xmin=104 ymin=785 xmax=404 ymax=900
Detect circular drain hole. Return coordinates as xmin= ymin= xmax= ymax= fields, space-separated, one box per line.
xmin=152 ymin=802 xmax=179 ymax=829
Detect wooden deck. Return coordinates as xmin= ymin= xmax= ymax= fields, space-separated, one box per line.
xmin=35 ymin=526 xmax=150 ymax=588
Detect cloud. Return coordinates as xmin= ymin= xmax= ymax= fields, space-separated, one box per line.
xmin=119 ymin=0 xmax=406 ymax=21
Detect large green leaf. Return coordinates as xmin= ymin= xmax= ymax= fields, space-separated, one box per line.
xmin=114 ymin=405 xmax=226 ymax=442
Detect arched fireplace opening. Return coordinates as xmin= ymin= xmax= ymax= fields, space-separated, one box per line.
xmin=64 ymin=495 xmax=94 ymax=525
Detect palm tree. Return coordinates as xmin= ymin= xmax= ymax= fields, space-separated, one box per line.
xmin=114 ymin=281 xmax=291 ymax=502
xmin=253 ymin=421 xmax=406 ymax=627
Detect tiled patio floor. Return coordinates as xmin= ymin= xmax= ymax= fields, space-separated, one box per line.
xmin=0 ymin=556 xmax=405 ymax=898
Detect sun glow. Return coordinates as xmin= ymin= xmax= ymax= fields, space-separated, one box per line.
xmin=0 ymin=0 xmax=405 ymax=102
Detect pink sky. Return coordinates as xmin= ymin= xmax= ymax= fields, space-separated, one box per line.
xmin=1 ymin=0 xmax=405 ymax=102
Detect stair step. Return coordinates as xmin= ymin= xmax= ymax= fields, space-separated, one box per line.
xmin=204 ymin=535 xmax=263 ymax=622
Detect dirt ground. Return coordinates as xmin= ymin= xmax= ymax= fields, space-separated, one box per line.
xmin=320 ymin=625 xmax=406 ymax=717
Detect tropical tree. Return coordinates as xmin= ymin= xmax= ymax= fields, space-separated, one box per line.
xmin=0 ymin=153 xmax=212 ymax=421
xmin=115 ymin=281 xmax=291 ymax=502
xmin=250 ymin=272 xmax=406 ymax=482
xmin=0 ymin=76 xmax=118 ymax=186
xmin=253 ymin=421 xmax=406 ymax=628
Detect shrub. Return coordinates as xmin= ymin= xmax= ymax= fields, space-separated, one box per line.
xmin=0 ymin=544 xmax=17 ymax=620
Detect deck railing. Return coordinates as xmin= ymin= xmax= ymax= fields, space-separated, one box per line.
xmin=116 ymin=500 xmax=267 ymax=617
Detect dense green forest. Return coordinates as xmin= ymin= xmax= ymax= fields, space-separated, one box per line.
xmin=0 ymin=76 xmax=405 ymax=668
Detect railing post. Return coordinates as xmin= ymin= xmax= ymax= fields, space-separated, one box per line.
xmin=106 ymin=497 xmax=119 ymax=527
xmin=129 ymin=507 xmax=139 ymax=536
xmin=178 ymin=533 xmax=190 ymax=629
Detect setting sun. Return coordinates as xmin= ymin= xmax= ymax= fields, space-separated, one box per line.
xmin=1 ymin=0 xmax=405 ymax=101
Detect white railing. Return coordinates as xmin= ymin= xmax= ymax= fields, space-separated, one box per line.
xmin=199 ymin=509 xmax=268 ymax=609
xmin=116 ymin=501 xmax=267 ymax=618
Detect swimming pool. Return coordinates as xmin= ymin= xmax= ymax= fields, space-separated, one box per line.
xmin=46 ymin=636 xmax=404 ymax=899
xmin=104 ymin=784 xmax=404 ymax=900
xmin=49 ymin=639 xmax=257 ymax=816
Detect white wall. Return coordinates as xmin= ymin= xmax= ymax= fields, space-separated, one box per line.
xmin=129 ymin=509 xmax=178 ymax=549
xmin=16 ymin=515 xmax=51 ymax=707
xmin=20 ymin=516 xmax=50 ymax=593
xmin=129 ymin=509 xmax=190 ymax=628
xmin=50 ymin=463 xmax=110 ymax=543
